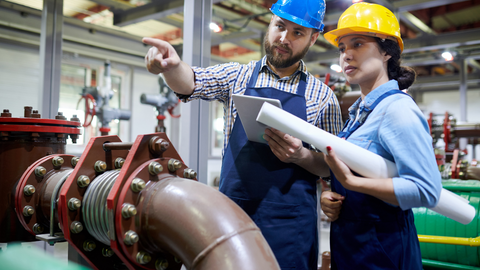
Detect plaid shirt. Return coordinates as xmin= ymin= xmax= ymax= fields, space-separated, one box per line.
xmin=178 ymin=56 xmax=343 ymax=154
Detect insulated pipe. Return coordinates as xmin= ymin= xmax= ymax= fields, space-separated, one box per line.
xmin=422 ymin=259 xmax=480 ymax=270
xmin=257 ymin=102 xmax=476 ymax=224
xmin=141 ymin=177 xmax=280 ymax=270
xmin=418 ymin=235 xmax=480 ymax=247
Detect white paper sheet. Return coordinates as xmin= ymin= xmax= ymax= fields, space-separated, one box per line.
xmin=257 ymin=102 xmax=476 ymax=225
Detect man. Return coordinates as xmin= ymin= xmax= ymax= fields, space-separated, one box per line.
xmin=143 ymin=0 xmax=342 ymax=268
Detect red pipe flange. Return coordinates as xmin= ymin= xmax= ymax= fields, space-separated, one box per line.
xmin=15 ymin=154 xmax=75 ymax=235
xmin=58 ymin=135 xmax=129 ymax=269
xmin=107 ymin=133 xmax=190 ymax=269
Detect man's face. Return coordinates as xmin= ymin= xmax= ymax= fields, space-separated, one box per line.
xmin=264 ymin=16 xmax=318 ymax=69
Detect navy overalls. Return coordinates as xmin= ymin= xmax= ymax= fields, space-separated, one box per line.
xmin=219 ymin=61 xmax=319 ymax=269
xmin=330 ymin=90 xmax=422 ymax=270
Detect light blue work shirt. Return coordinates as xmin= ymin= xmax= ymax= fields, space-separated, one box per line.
xmin=344 ymin=80 xmax=442 ymax=210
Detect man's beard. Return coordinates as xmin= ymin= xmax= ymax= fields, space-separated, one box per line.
xmin=264 ymin=31 xmax=310 ymax=69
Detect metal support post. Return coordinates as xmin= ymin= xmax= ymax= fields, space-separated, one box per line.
xmin=179 ymin=0 xmax=212 ymax=184
xmin=40 ymin=0 xmax=63 ymax=119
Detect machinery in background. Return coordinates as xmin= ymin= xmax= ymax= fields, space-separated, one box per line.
xmin=0 ymin=106 xmax=81 ymax=243
xmin=140 ymin=75 xmax=180 ymax=133
xmin=428 ymin=112 xmax=480 ymax=180
xmin=0 ymin=106 xmax=280 ymax=270
xmin=78 ymin=61 xmax=131 ymax=136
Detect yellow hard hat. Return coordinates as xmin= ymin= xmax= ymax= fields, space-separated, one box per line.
xmin=324 ymin=2 xmax=404 ymax=52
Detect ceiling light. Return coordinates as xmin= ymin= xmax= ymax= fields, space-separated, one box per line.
xmin=209 ymin=22 xmax=223 ymax=33
xmin=330 ymin=64 xmax=342 ymax=73
xmin=441 ymin=51 xmax=454 ymax=61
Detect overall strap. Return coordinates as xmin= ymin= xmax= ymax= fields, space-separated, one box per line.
xmin=247 ymin=60 xmax=308 ymax=96
xmin=339 ymin=90 xmax=410 ymax=139
xmin=247 ymin=60 xmax=263 ymax=88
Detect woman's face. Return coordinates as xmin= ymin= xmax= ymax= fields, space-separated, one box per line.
xmin=338 ymin=35 xmax=391 ymax=90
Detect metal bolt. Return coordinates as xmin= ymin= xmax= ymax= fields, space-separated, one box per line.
xmin=83 ymin=241 xmax=96 ymax=252
xmin=183 ymin=168 xmax=197 ymax=179
xmin=52 ymin=156 xmax=64 ymax=167
xmin=34 ymin=166 xmax=46 ymax=177
xmin=55 ymin=112 xmax=66 ymax=120
xmin=121 ymin=204 xmax=137 ymax=219
xmin=115 ymin=157 xmax=125 ymax=169
xmin=77 ymin=175 xmax=91 ymax=188
xmin=148 ymin=161 xmax=163 ymax=175
xmin=149 ymin=136 xmax=170 ymax=155
xmin=70 ymin=221 xmax=83 ymax=234
xmin=155 ymin=258 xmax=169 ymax=270
xmin=136 ymin=251 xmax=151 ymax=265
xmin=102 ymin=248 xmax=114 ymax=257
xmin=94 ymin=160 xmax=107 ymax=172
xmin=168 ymin=159 xmax=182 ymax=172
xmin=71 ymin=157 xmax=80 ymax=168
xmin=33 ymin=223 xmax=44 ymax=234
xmin=23 ymin=206 xmax=35 ymax=217
xmin=68 ymin=198 xmax=82 ymax=211
xmin=131 ymin=178 xmax=146 ymax=193
xmin=124 ymin=230 xmax=139 ymax=246
xmin=23 ymin=185 xmax=36 ymax=196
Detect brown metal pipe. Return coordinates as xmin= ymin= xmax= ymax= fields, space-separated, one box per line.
xmin=141 ymin=177 xmax=280 ymax=270
xmin=103 ymin=142 xmax=134 ymax=151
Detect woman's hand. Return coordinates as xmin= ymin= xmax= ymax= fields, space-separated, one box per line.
xmin=320 ymin=191 xmax=344 ymax=222
xmin=323 ymin=146 xmax=360 ymax=190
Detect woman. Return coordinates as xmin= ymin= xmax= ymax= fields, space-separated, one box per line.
xmin=320 ymin=3 xmax=442 ymax=270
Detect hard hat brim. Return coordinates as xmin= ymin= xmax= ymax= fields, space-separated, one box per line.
xmin=324 ymin=27 xmax=404 ymax=52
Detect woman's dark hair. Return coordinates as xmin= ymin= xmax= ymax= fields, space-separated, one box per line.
xmin=375 ymin=38 xmax=416 ymax=90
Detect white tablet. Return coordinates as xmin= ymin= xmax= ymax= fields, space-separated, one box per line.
xmin=232 ymin=94 xmax=282 ymax=144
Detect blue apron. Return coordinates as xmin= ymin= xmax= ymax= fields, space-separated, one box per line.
xmin=330 ymin=90 xmax=422 ymax=270
xmin=219 ymin=61 xmax=319 ymax=270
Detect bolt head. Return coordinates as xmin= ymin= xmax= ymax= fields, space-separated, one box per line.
xmin=102 ymin=248 xmax=114 ymax=257
xmin=94 ymin=161 xmax=107 ymax=172
xmin=115 ymin=158 xmax=125 ymax=169
xmin=124 ymin=230 xmax=139 ymax=246
xmin=33 ymin=223 xmax=44 ymax=234
xmin=23 ymin=206 xmax=35 ymax=216
xmin=121 ymin=204 xmax=137 ymax=219
xmin=34 ymin=166 xmax=47 ymax=177
xmin=136 ymin=251 xmax=151 ymax=265
xmin=68 ymin=198 xmax=82 ymax=211
xmin=148 ymin=162 xmax=163 ymax=175
xmin=52 ymin=156 xmax=64 ymax=167
xmin=77 ymin=175 xmax=91 ymax=188
xmin=70 ymin=221 xmax=83 ymax=234
xmin=131 ymin=178 xmax=146 ymax=192
xmin=155 ymin=258 xmax=169 ymax=270
xmin=83 ymin=241 xmax=96 ymax=252
xmin=71 ymin=157 xmax=80 ymax=167
xmin=23 ymin=185 xmax=36 ymax=196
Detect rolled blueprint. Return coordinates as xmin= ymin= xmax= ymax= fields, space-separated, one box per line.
xmin=257 ymin=102 xmax=476 ymax=225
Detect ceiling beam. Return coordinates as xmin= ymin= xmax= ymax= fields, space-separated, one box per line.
xmin=394 ymin=0 xmax=469 ymax=12
xmin=112 ymin=0 xmax=224 ymax=27
xmin=398 ymin=12 xmax=437 ymax=35
xmin=308 ymin=27 xmax=480 ymax=63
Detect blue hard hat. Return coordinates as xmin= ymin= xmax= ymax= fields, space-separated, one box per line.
xmin=270 ymin=0 xmax=326 ymax=31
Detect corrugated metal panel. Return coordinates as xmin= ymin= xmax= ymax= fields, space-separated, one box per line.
xmin=0 ymin=42 xmax=41 ymax=117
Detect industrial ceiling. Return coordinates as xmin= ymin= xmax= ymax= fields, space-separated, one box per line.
xmin=3 ymin=0 xmax=480 ymax=92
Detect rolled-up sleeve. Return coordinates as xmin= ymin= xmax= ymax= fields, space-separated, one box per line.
xmin=176 ymin=62 xmax=242 ymax=103
xmin=379 ymin=97 xmax=442 ymax=210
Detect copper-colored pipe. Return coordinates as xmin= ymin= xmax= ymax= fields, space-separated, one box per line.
xmin=141 ymin=177 xmax=280 ymax=270
xmin=103 ymin=142 xmax=134 ymax=151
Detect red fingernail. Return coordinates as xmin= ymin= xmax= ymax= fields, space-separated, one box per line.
xmin=326 ymin=146 xmax=332 ymax=151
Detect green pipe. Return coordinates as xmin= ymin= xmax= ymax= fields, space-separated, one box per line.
xmin=423 ymin=259 xmax=480 ymax=270
xmin=442 ymin=185 xmax=480 ymax=192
